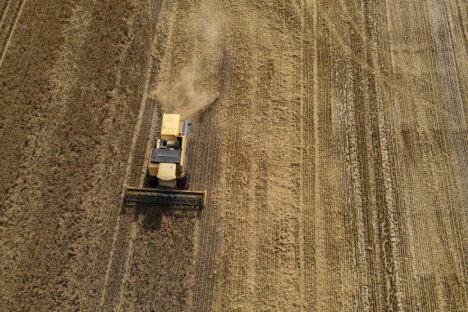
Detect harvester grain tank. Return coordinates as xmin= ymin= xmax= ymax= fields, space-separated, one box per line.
xmin=124 ymin=114 xmax=206 ymax=208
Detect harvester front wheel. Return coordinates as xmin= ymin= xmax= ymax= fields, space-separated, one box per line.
xmin=177 ymin=174 xmax=190 ymax=190
xmin=144 ymin=170 xmax=158 ymax=188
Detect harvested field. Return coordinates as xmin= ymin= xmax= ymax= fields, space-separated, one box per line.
xmin=0 ymin=0 xmax=466 ymax=311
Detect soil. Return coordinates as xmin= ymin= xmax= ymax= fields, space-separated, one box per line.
xmin=0 ymin=0 xmax=466 ymax=311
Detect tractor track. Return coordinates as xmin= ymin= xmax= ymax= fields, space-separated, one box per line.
xmin=129 ymin=98 xmax=156 ymax=185
xmin=99 ymin=96 xmax=155 ymax=309
xmin=0 ymin=0 xmax=26 ymax=69
xmin=300 ymin=2 xmax=318 ymax=311
xmin=0 ymin=0 xmax=12 ymax=29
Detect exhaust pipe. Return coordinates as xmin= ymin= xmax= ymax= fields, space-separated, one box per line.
xmin=182 ymin=120 xmax=190 ymax=137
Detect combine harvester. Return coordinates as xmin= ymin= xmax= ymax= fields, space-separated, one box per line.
xmin=124 ymin=113 xmax=206 ymax=209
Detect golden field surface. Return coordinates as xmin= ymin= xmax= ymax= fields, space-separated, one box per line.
xmin=0 ymin=0 xmax=466 ymax=311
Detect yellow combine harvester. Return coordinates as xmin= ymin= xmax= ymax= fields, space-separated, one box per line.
xmin=124 ymin=114 xmax=206 ymax=209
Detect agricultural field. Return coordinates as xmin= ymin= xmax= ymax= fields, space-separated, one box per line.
xmin=0 ymin=0 xmax=466 ymax=311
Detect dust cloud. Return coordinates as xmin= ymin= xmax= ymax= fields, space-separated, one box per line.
xmin=153 ymin=1 xmax=224 ymax=120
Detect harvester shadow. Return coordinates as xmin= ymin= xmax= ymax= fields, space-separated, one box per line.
xmin=132 ymin=203 xmax=201 ymax=232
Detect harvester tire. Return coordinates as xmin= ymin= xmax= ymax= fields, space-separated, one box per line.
xmin=144 ymin=170 xmax=158 ymax=188
xmin=177 ymin=174 xmax=190 ymax=190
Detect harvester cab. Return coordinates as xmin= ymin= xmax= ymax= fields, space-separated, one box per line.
xmin=124 ymin=114 xmax=206 ymax=209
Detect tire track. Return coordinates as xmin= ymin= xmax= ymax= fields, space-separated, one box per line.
xmin=301 ymin=2 xmax=316 ymax=310
xmin=360 ymin=1 xmax=406 ymax=310
xmin=313 ymin=1 xmax=350 ymax=310
xmin=253 ymin=50 xmax=275 ymax=309
xmin=454 ymin=0 xmax=468 ymax=50
xmin=291 ymin=8 xmax=308 ymax=307
xmin=318 ymin=10 xmax=436 ymax=107
xmin=362 ymin=7 xmax=406 ymax=310
xmin=0 ymin=0 xmax=12 ymax=28
xmin=364 ymin=2 xmax=403 ymax=310
xmin=98 ymin=2 xmax=155 ymax=298
xmin=100 ymin=2 xmax=159 ymax=308
xmin=150 ymin=0 xmax=161 ymax=29
xmin=0 ymin=0 xmax=26 ymax=70
xmin=99 ymin=96 xmax=155 ymax=309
